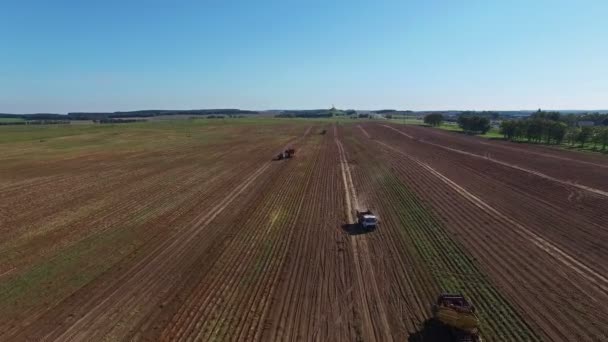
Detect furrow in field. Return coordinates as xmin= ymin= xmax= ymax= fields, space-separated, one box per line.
xmin=344 ymin=126 xmax=538 ymax=341
xmin=335 ymin=127 xmax=392 ymax=342
xmin=395 ymin=122 xmax=608 ymax=169
xmin=381 ymin=124 xmax=608 ymax=197
xmin=6 ymin=127 xmax=302 ymax=337
xmin=51 ymin=163 xmax=272 ymax=341
xmin=227 ymin=136 xmax=320 ymax=341
xmin=341 ymin=135 xmax=436 ymax=338
xmin=0 ymin=156 xmax=247 ymax=337
xmin=263 ymin=129 xmax=358 ymax=341
xmin=175 ymin=139 xmax=317 ymax=341
xmin=0 ymin=135 xmax=287 ymax=290
xmin=0 ymin=137 xmax=269 ymax=258
xmin=372 ymin=123 xmax=608 ymax=277
xmin=368 ymin=133 xmax=608 ymax=340
xmin=120 ymin=126 xmax=316 ymax=341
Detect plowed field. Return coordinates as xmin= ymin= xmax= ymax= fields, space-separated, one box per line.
xmin=1 ymin=120 xmax=606 ymax=341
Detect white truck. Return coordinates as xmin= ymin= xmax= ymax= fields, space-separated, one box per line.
xmin=356 ymin=210 xmax=378 ymax=230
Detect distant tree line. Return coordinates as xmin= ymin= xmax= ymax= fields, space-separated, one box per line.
xmin=0 ymin=120 xmax=70 ymax=125
xmin=0 ymin=113 xmax=68 ymax=120
xmin=374 ymin=109 xmax=397 ymax=114
xmin=499 ymin=117 xmax=567 ymax=144
xmin=500 ymin=110 xmax=608 ymax=150
xmin=459 ymin=111 xmax=500 ymax=120
xmin=95 ymin=119 xmax=142 ymax=124
xmin=424 ymin=113 xmax=444 ymax=127
xmin=570 ymin=126 xmax=608 ymax=149
xmin=0 ymin=109 xmax=259 ymax=121
xmin=275 ymin=109 xmax=333 ymax=118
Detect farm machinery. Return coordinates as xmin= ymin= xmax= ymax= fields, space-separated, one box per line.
xmin=356 ymin=210 xmax=378 ymax=231
xmin=433 ymin=294 xmax=481 ymax=342
xmin=276 ymin=148 xmax=295 ymax=160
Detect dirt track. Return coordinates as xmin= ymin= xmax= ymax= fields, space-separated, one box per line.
xmin=1 ymin=122 xmax=607 ymax=341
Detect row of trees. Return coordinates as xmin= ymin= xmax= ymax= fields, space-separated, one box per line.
xmin=423 ymin=113 xmax=491 ymax=135
xmin=424 ymin=113 xmax=443 ymax=126
xmin=0 ymin=109 xmax=260 ymax=121
xmin=500 ymin=117 xmax=608 ymax=150
xmin=0 ymin=120 xmax=70 ymax=126
xmin=566 ymin=126 xmax=608 ymax=149
xmin=457 ymin=115 xmax=491 ymax=134
xmin=499 ymin=119 xmax=567 ymax=144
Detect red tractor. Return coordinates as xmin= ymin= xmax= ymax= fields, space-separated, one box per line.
xmin=276 ymin=148 xmax=296 ymax=160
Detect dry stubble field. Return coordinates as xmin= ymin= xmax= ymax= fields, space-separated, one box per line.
xmin=0 ymin=119 xmax=607 ymax=341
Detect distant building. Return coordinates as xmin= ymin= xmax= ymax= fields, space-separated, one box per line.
xmin=578 ymin=121 xmax=595 ymax=127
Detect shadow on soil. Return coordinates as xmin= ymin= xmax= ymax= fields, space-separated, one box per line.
xmin=408 ymin=319 xmax=452 ymax=342
xmin=341 ymin=223 xmax=375 ymax=236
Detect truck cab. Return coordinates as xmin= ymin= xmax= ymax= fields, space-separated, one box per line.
xmin=356 ymin=210 xmax=378 ymax=230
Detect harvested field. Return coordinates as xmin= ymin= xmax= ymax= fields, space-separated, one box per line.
xmin=0 ymin=119 xmax=606 ymax=341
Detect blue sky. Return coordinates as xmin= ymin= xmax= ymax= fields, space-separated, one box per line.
xmin=1 ymin=0 xmax=607 ymax=113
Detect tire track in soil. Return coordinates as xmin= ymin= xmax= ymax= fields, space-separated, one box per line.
xmin=372 ymin=123 xmax=608 ymax=275
xmin=475 ymin=139 xmax=608 ymax=169
xmin=357 ymin=125 xmax=371 ymax=139
xmin=335 ymin=131 xmax=392 ymax=342
xmin=381 ymin=124 xmax=608 ymax=198
xmin=375 ymin=139 xmax=608 ymax=295
xmin=370 ymin=138 xmax=608 ymax=340
xmin=374 ymin=124 xmax=608 ymax=279
xmin=262 ymin=131 xmax=357 ymax=342
xmin=342 ymin=133 xmax=439 ymax=339
xmin=355 ymin=131 xmax=554 ymax=340
xmin=303 ymin=125 xmax=313 ymax=137
xmin=400 ymin=122 xmax=608 ymax=169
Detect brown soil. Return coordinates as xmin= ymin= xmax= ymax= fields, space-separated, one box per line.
xmin=1 ymin=121 xmax=606 ymax=341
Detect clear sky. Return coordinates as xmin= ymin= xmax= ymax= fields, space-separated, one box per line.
xmin=1 ymin=0 xmax=607 ymax=113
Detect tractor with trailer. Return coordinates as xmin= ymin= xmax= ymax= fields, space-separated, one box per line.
xmin=276 ymin=148 xmax=295 ymax=160
xmin=433 ymin=294 xmax=481 ymax=342
xmin=356 ymin=210 xmax=378 ymax=231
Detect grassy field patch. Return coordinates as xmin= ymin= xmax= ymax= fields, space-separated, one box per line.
xmin=0 ymin=118 xmax=25 ymax=123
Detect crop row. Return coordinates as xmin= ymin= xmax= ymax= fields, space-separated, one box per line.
xmin=342 ymin=127 xmax=539 ymax=341
xmin=364 ymin=123 xmax=608 ymax=340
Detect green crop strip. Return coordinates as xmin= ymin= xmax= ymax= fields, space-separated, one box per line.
xmin=378 ymin=172 xmax=539 ymax=341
